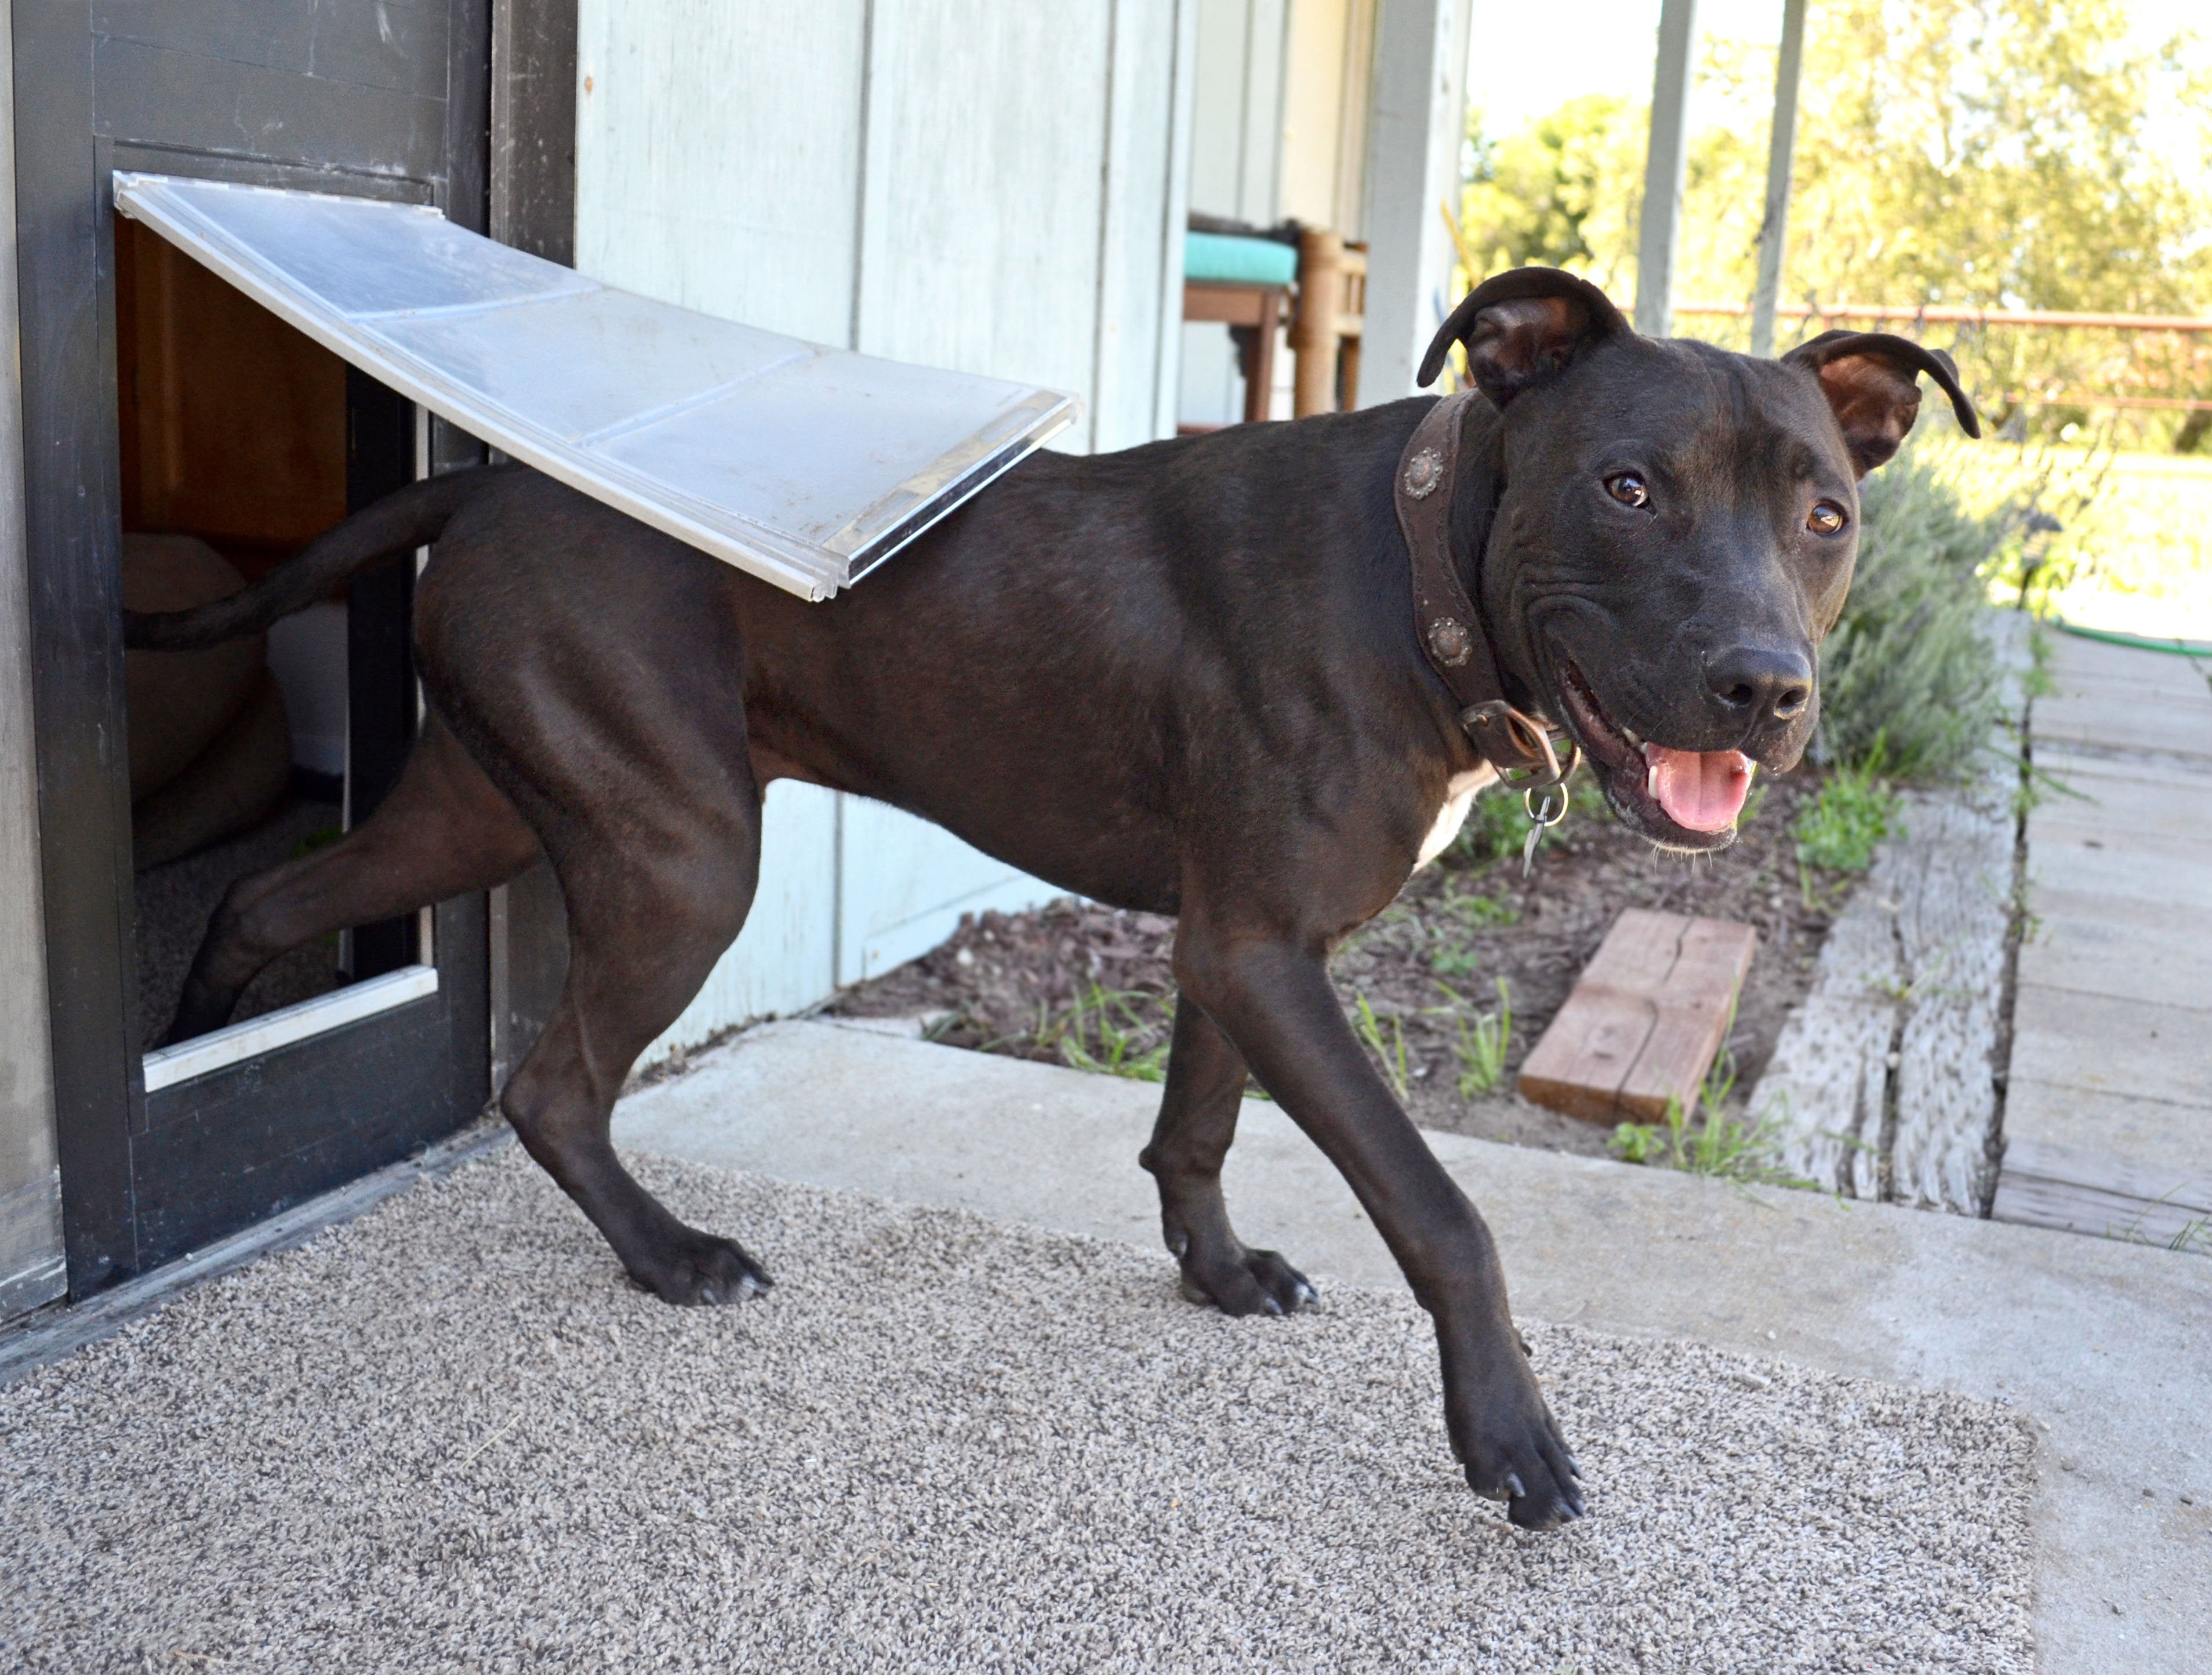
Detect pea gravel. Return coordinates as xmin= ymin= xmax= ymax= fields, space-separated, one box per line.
xmin=1 ymin=1149 xmax=2033 ymax=1673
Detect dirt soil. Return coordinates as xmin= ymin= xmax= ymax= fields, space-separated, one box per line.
xmin=830 ymin=769 xmax=1841 ymax=1159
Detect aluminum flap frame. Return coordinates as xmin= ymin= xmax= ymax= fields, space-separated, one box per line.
xmin=113 ymin=173 xmax=1078 ymax=601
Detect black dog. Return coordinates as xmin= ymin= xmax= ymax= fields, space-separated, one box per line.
xmin=130 ymin=268 xmax=1974 ymax=1530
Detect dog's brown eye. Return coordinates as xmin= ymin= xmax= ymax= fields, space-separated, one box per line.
xmin=1605 ymin=473 xmax=1649 ymax=508
xmin=1807 ymin=501 xmax=1847 ymax=535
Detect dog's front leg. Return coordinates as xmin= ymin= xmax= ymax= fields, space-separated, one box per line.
xmin=1140 ymin=996 xmax=1319 ymax=1316
xmin=1175 ymin=928 xmax=1584 ymax=1530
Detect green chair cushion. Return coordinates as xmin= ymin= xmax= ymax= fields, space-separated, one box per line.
xmin=1185 ymin=231 xmax=1296 ymax=289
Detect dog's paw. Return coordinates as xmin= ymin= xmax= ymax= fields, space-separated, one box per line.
xmin=1176 ymin=1244 xmax=1318 ymax=1318
xmin=628 ymin=1231 xmax=773 ymax=1307
xmin=1445 ymin=1345 xmax=1585 ymax=1531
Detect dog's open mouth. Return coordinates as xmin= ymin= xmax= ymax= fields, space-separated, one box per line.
xmin=1553 ymin=659 xmax=1752 ymax=848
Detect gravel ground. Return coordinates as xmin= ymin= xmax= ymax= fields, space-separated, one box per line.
xmin=0 ymin=1147 xmax=2034 ymax=1673
xmin=833 ymin=769 xmax=1841 ymax=1158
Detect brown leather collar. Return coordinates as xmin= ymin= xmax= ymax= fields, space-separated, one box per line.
xmin=1393 ymin=391 xmax=1572 ymax=783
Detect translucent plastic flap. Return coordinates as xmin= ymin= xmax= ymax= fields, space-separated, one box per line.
xmin=112 ymin=174 xmax=1078 ymax=600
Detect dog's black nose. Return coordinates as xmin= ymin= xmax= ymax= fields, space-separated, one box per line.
xmin=1706 ymin=645 xmax=1813 ymax=723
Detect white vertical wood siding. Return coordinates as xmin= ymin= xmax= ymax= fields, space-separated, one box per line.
xmin=576 ymin=0 xmax=1192 ymax=1063
xmin=0 ymin=8 xmax=65 ymax=1324
xmin=575 ymin=1 xmax=868 ymax=346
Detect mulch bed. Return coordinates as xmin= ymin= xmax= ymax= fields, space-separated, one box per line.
xmin=830 ymin=769 xmax=1842 ymax=1158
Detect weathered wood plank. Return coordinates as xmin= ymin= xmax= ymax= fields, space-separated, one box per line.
xmin=1759 ymin=993 xmax=1894 ymax=1196
xmin=1618 ymin=917 xmax=1760 ymax=1120
xmin=1752 ymin=616 xmax=2028 ymax=1213
xmin=1991 ymin=1138 xmax=2212 ymax=1252
xmin=1886 ymin=780 xmax=2014 ymax=1212
xmin=1751 ymin=870 xmax=1901 ymax=1198
xmin=1999 ymin=1138 xmax=2212 ymax=1209
xmin=1519 ymin=909 xmax=1755 ymax=1125
xmin=1517 ymin=988 xmax=1661 ymax=1125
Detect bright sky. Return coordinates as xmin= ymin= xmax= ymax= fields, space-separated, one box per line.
xmin=1468 ymin=0 xmax=2208 ymax=144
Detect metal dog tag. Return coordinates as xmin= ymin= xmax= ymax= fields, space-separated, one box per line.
xmin=1521 ymin=783 xmax=1569 ymax=878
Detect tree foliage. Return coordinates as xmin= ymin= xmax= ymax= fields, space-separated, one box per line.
xmin=1460 ymin=0 xmax=2212 ymax=444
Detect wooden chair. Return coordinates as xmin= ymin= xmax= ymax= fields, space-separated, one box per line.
xmin=1180 ymin=226 xmax=1365 ymax=427
xmin=1182 ymin=279 xmax=1290 ymax=427
xmin=1289 ymin=229 xmax=1366 ymax=417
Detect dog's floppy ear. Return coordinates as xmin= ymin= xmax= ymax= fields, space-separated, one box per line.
xmin=1419 ymin=267 xmax=1631 ymax=404
xmin=1782 ymin=330 xmax=1981 ymax=477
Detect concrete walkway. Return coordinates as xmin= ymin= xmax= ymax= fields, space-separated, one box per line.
xmin=1993 ymin=631 xmax=2212 ymax=1239
xmin=615 ymin=1016 xmax=2212 ymax=1674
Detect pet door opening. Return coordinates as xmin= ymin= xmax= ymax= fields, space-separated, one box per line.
xmin=117 ymin=214 xmax=435 ymax=1084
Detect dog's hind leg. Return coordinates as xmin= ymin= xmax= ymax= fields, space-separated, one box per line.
xmin=164 ymin=712 xmax=543 ymax=1043
xmin=491 ymin=736 xmax=769 ymax=1306
xmin=1139 ymin=997 xmax=1317 ymax=1316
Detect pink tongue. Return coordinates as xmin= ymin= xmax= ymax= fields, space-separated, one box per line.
xmin=1643 ymin=745 xmax=1753 ymax=832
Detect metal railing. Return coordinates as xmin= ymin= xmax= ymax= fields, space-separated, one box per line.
xmin=1675 ymin=301 xmax=2212 ymax=417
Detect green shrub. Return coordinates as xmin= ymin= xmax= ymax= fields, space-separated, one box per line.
xmin=1818 ymin=444 xmax=2006 ymax=780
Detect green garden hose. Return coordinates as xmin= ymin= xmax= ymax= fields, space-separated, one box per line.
xmin=2051 ymin=618 xmax=2212 ymax=658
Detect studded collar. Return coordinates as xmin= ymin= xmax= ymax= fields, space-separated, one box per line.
xmin=1392 ymin=391 xmax=1574 ymax=783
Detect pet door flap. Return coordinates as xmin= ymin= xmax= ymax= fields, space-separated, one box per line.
xmin=112 ymin=173 xmax=1078 ymax=601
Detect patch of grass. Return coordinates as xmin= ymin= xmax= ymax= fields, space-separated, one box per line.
xmin=1438 ymin=976 xmax=1513 ymax=1098
xmin=1038 ymin=984 xmax=1174 ymax=1082
xmin=1352 ymin=992 xmax=1412 ymax=1098
xmin=1792 ymin=739 xmax=1900 ymax=878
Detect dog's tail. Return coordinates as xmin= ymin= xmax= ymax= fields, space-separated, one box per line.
xmin=122 ymin=464 xmax=516 ymax=651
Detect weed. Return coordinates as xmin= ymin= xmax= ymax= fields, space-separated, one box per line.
xmin=1608 ymin=1022 xmax=1814 ymax=1190
xmin=1352 ymin=992 xmax=1412 ymax=1098
xmin=2010 ymin=754 xmax=2092 ymax=820
xmin=1608 ymin=1095 xmax=1813 ymax=1189
xmin=1437 ymin=977 xmax=1513 ymax=1098
xmin=2105 ymin=1190 xmax=2212 ymax=1257
xmin=1697 ymin=1027 xmax=1739 ymax=1117
xmin=1429 ymin=892 xmax=1518 ymax=979
xmin=1432 ymin=946 xmax=1482 ymax=980
xmin=1039 ymin=984 xmax=1174 ymax=1082
xmin=1793 ymin=739 xmax=1900 ymax=878
xmin=1447 ymin=886 xmax=1521 ymax=928
xmin=2022 ymin=622 xmax=2057 ymax=699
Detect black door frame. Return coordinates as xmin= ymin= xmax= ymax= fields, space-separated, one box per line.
xmin=13 ymin=0 xmax=507 ymax=1294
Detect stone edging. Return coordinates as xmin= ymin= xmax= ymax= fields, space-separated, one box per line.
xmin=1752 ymin=615 xmax=2028 ymax=1216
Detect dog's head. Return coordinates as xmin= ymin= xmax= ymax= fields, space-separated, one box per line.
xmin=1421 ymin=267 xmax=1978 ymax=852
